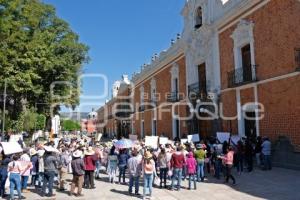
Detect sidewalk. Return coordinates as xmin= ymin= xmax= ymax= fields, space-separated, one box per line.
xmin=21 ymin=167 xmax=300 ymax=200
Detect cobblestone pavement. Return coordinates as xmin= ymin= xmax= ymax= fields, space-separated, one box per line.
xmin=18 ymin=167 xmax=300 ymax=200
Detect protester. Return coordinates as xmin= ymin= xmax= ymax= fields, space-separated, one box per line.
xmin=221 ymin=146 xmax=236 ymax=185
xmin=37 ymin=149 xmax=45 ymax=188
xmin=94 ymin=143 xmax=103 ymax=179
xmin=8 ymin=155 xmax=26 ymax=200
xmin=186 ymin=152 xmax=197 ymax=190
xmin=42 ymin=148 xmax=59 ymax=197
xmin=142 ymin=151 xmax=156 ymax=199
xmin=261 ymin=137 xmax=272 ymax=170
xmin=236 ymin=140 xmax=244 ymax=175
xmin=83 ymin=146 xmax=97 ymax=189
xmin=158 ymin=148 xmax=168 ymax=188
xmin=0 ymin=152 xmax=10 ymax=198
xmin=20 ymin=149 xmax=32 ymax=193
xmin=58 ymin=147 xmax=70 ymax=191
xmin=29 ymin=148 xmax=39 ymax=187
xmin=118 ymin=149 xmax=129 ymax=184
xmin=194 ymin=144 xmax=206 ymax=182
xmin=170 ymin=146 xmax=185 ymax=191
xmin=245 ymin=139 xmax=254 ymax=172
xmin=70 ymin=150 xmax=85 ymax=197
xmin=255 ymin=136 xmax=262 ymax=166
xmin=107 ymin=146 xmax=118 ymax=183
xmin=127 ymin=149 xmax=142 ymax=196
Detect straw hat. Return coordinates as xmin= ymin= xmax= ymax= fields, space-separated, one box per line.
xmin=144 ymin=151 xmax=152 ymax=159
xmin=85 ymin=147 xmax=95 ymax=156
xmin=29 ymin=148 xmax=37 ymax=156
xmin=73 ymin=150 xmax=83 ymax=158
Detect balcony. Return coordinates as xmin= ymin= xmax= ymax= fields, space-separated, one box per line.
xmin=166 ymin=92 xmax=182 ymax=102
xmin=138 ymin=105 xmax=145 ymax=112
xmin=295 ymin=48 xmax=300 ymax=71
xmin=188 ymin=82 xmax=208 ymax=102
xmin=228 ymin=65 xmax=258 ymax=88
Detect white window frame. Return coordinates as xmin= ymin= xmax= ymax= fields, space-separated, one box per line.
xmin=170 ymin=63 xmax=179 ymax=94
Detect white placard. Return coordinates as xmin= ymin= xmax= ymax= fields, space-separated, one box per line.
xmin=159 ymin=137 xmax=169 ymax=145
xmin=217 ymin=132 xmax=230 ymax=143
xmin=145 ymin=136 xmax=159 ymax=149
xmin=96 ymin=133 xmax=103 ymax=141
xmin=129 ymin=134 xmax=138 ymax=141
xmin=181 ymin=139 xmax=188 ymax=144
xmin=1 ymin=142 xmax=23 ymax=155
xmin=230 ymin=135 xmax=241 ymax=145
xmin=187 ymin=134 xmax=200 ymax=142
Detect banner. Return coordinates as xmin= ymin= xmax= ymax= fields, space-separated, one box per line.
xmin=0 ymin=142 xmax=23 ymax=155
xmin=145 ymin=136 xmax=159 ymax=149
xmin=159 ymin=137 xmax=169 ymax=145
xmin=129 ymin=134 xmax=138 ymax=141
xmin=217 ymin=132 xmax=230 ymax=143
xmin=187 ymin=134 xmax=200 ymax=142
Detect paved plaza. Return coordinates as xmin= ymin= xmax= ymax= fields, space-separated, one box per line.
xmin=21 ymin=167 xmax=300 ymax=200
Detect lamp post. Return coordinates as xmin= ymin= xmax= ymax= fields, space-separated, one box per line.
xmin=1 ymin=80 xmax=7 ymax=140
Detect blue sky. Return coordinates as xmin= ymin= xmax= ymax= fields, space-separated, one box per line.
xmin=43 ymin=0 xmax=185 ymax=112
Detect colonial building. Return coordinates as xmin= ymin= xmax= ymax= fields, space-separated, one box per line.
xmin=97 ymin=0 xmax=300 ymax=157
xmin=131 ymin=39 xmax=188 ymax=140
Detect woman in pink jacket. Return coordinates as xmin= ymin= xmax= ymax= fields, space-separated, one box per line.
xmin=221 ymin=146 xmax=236 ymax=185
xmin=185 ymin=152 xmax=197 ymax=190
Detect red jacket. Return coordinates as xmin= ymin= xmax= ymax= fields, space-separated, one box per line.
xmin=84 ymin=155 xmax=97 ymax=171
xmin=171 ymin=152 xmax=185 ymax=169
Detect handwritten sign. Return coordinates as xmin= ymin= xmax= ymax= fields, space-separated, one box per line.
xmin=145 ymin=136 xmax=159 ymax=149
xmin=181 ymin=139 xmax=188 ymax=144
xmin=230 ymin=135 xmax=241 ymax=145
xmin=129 ymin=134 xmax=138 ymax=141
xmin=217 ymin=132 xmax=230 ymax=143
xmin=159 ymin=137 xmax=169 ymax=145
xmin=187 ymin=134 xmax=200 ymax=142
xmin=0 ymin=142 xmax=23 ymax=155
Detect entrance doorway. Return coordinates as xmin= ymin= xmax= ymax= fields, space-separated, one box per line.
xmin=244 ymin=111 xmax=256 ymax=141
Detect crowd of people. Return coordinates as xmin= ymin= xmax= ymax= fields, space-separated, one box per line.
xmin=0 ymin=134 xmax=272 ymax=200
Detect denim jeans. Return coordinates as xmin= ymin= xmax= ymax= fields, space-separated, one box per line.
xmin=171 ymin=168 xmax=182 ymax=190
xmin=188 ymin=174 xmax=197 ymax=189
xmin=0 ymin=167 xmax=8 ymax=196
xmin=9 ymin=173 xmax=21 ymax=200
xmin=263 ymin=155 xmax=272 ymax=170
xmin=129 ymin=175 xmax=140 ymax=194
xmin=37 ymin=172 xmax=44 ymax=187
xmin=21 ymin=175 xmax=29 ymax=190
xmin=159 ymin=168 xmax=168 ymax=187
xmin=108 ymin=166 xmax=117 ymax=183
xmin=95 ymin=160 xmax=101 ymax=178
xmin=143 ymin=173 xmax=153 ymax=196
xmin=119 ymin=165 xmax=126 ymax=183
xmin=197 ymin=161 xmax=204 ymax=181
xmin=182 ymin=165 xmax=187 ymax=180
xmin=256 ymin=153 xmax=261 ymax=166
xmin=42 ymin=171 xmax=55 ymax=196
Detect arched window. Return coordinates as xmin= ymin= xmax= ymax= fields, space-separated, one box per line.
xmin=195 ymin=7 xmax=203 ymax=29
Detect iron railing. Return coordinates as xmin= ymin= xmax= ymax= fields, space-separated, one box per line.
xmin=188 ymin=82 xmax=208 ymax=101
xmin=228 ymin=65 xmax=258 ymax=88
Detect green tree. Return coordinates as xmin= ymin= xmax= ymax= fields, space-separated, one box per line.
xmin=0 ymin=0 xmax=89 ymax=121
xmin=62 ymin=119 xmax=80 ymax=131
xmin=36 ymin=114 xmax=46 ymax=130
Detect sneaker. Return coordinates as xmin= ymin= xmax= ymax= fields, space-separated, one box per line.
xmin=22 ymin=189 xmax=30 ymax=193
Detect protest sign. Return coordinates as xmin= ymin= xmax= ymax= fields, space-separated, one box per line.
xmin=0 ymin=142 xmax=23 ymax=155
xmin=187 ymin=134 xmax=200 ymax=143
xmin=230 ymin=135 xmax=241 ymax=145
xmin=145 ymin=136 xmax=159 ymax=149
xmin=129 ymin=134 xmax=138 ymax=141
xmin=217 ymin=132 xmax=230 ymax=143
xmin=181 ymin=139 xmax=188 ymax=144
xmin=159 ymin=137 xmax=169 ymax=145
